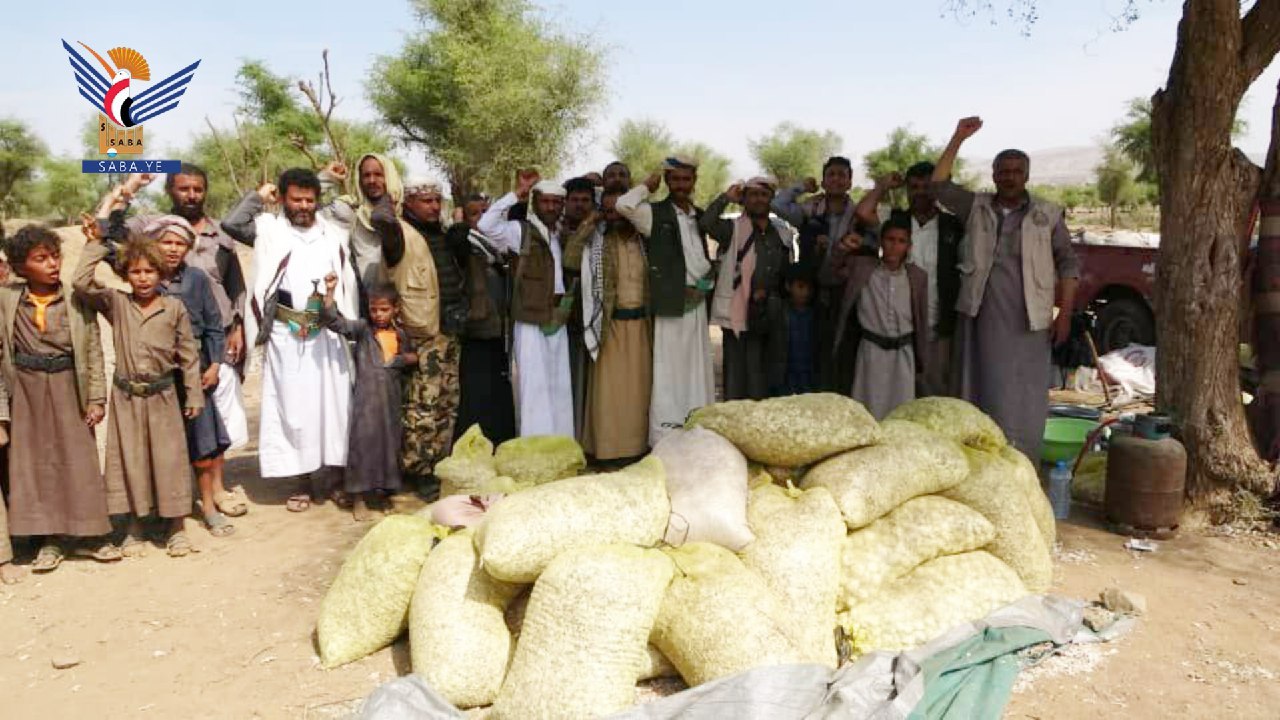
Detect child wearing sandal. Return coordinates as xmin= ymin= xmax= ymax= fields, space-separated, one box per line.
xmin=75 ymin=188 xmax=203 ymax=558
xmin=320 ymin=273 xmax=416 ymax=521
xmin=0 ymin=225 xmax=118 ymax=572
xmin=145 ymin=213 xmax=238 ymax=538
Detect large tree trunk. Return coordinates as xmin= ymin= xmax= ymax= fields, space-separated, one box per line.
xmin=1151 ymin=0 xmax=1280 ymax=521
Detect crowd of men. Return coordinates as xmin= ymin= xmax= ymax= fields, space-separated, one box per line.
xmin=0 ymin=114 xmax=1080 ymax=553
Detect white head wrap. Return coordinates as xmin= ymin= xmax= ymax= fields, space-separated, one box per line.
xmin=533 ymin=180 xmax=567 ymax=197
xmin=403 ymin=176 xmax=444 ymax=198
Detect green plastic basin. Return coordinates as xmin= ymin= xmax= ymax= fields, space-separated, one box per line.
xmin=1042 ymin=417 xmax=1098 ymax=465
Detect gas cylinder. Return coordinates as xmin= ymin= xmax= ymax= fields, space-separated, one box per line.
xmin=1104 ymin=416 xmax=1186 ymax=538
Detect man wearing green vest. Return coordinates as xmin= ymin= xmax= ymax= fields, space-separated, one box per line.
xmin=616 ymin=157 xmax=715 ymax=445
xmin=931 ymin=117 xmax=1080 ymax=460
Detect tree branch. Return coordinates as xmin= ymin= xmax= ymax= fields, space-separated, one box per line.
xmin=204 ymin=117 xmax=244 ymax=195
xmin=298 ymin=50 xmax=348 ymax=187
xmin=1241 ymin=0 xmax=1280 ymax=85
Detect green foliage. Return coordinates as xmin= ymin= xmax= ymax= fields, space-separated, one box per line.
xmin=174 ymin=59 xmax=396 ymax=216
xmin=38 ymin=157 xmax=101 ymax=224
xmin=676 ymin=142 xmax=732 ymax=208
xmin=369 ymin=0 xmax=606 ymax=201
xmin=610 ymin=119 xmax=676 ymax=179
xmin=862 ymin=126 xmax=956 ymax=208
xmin=748 ymin=123 xmax=842 ymax=186
xmin=1095 ymin=144 xmax=1140 ymax=228
xmin=1110 ymin=97 xmax=1155 ymax=184
xmin=609 ymin=119 xmax=732 ymax=207
xmin=1111 ymin=95 xmax=1247 ymax=185
xmin=0 ymin=118 xmax=49 ymax=219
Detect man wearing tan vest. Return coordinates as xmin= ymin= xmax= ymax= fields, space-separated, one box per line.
xmin=931 ymin=117 xmax=1080 ymax=460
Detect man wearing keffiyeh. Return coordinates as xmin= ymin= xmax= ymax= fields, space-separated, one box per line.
xmin=703 ymin=176 xmax=792 ymax=400
xmin=564 ymin=187 xmax=651 ymax=462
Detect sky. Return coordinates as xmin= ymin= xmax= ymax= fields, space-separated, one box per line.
xmin=7 ymin=0 xmax=1279 ymax=186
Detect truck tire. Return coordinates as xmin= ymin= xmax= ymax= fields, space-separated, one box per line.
xmin=1096 ymin=298 xmax=1155 ymax=354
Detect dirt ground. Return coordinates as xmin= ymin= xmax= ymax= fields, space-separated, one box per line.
xmin=1 ymin=230 xmax=1277 ymax=719
xmin=2 ymin=359 xmax=1276 ymax=720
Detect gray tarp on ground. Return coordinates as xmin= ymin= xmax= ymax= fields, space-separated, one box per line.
xmin=358 ymin=595 xmax=1087 ymax=720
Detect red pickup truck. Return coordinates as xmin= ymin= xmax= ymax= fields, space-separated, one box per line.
xmin=1071 ymin=238 xmax=1158 ymax=354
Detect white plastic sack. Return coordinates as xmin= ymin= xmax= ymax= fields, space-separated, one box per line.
xmin=475 ymin=457 xmax=670 ymax=583
xmin=409 ymin=529 xmax=521 ymax=708
xmin=490 ymin=544 xmax=674 ymax=720
xmin=741 ymin=484 xmax=844 ymax=667
xmin=651 ymin=427 xmax=754 ymax=550
xmin=1096 ymin=343 xmax=1156 ymax=402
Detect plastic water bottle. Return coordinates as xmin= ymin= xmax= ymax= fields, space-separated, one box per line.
xmin=1049 ymin=460 xmax=1072 ymax=520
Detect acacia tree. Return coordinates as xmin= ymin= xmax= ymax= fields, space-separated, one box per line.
xmin=369 ymin=0 xmax=606 ymax=203
xmin=176 ymin=57 xmax=394 ymax=215
xmin=0 ymin=119 xmax=48 ymax=219
xmin=1112 ymin=95 xmax=1247 ymax=185
xmin=748 ymin=122 xmax=842 ymax=186
xmin=951 ymin=0 xmax=1280 ymax=518
xmin=611 ymin=119 xmax=676 ymax=179
xmin=1094 ymin=144 xmax=1139 ymax=228
xmin=863 ymin=126 xmax=955 ymax=207
xmin=610 ymin=119 xmax=733 ymax=207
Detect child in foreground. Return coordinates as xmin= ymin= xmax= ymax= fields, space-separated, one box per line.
xmin=830 ymin=216 xmax=928 ymax=419
xmin=147 ymin=213 xmax=238 ymax=538
xmin=0 ymin=225 xmax=114 ymax=572
xmin=322 ymin=272 xmax=416 ymax=521
xmin=76 ymin=187 xmax=203 ymax=557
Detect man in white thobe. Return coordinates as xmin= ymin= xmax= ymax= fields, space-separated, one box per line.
xmin=477 ymin=172 xmax=574 ymax=437
xmin=225 ymin=168 xmax=358 ymax=510
xmin=616 ymin=157 xmax=715 ymax=445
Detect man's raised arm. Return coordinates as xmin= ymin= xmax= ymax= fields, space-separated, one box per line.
xmin=615 ymin=173 xmax=659 ymax=237
xmin=930 ymin=117 xmax=983 ymax=221
xmin=221 ymin=184 xmax=278 ymax=247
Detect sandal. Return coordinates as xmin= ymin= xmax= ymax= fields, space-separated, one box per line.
xmin=329 ymin=490 xmax=353 ymax=510
xmin=120 ymin=533 xmax=148 ymax=558
xmin=204 ymin=511 xmax=236 ymax=538
xmin=166 ymin=530 xmax=193 ymax=558
xmin=32 ymin=543 xmax=65 ymax=573
xmin=213 ymin=491 xmax=249 ymax=518
xmin=72 ymin=540 xmax=123 ymax=563
xmin=286 ymin=494 xmax=312 ymax=513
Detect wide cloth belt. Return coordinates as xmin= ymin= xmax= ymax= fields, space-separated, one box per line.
xmin=113 ymin=373 xmax=175 ymax=398
xmin=275 ymin=305 xmax=323 ymax=339
xmin=612 ymin=307 xmax=648 ymax=321
xmin=861 ymin=329 xmax=915 ymax=351
xmin=14 ymin=352 xmax=74 ymax=372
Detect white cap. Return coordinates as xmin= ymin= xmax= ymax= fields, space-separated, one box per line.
xmin=533 ymin=180 xmax=567 ymax=197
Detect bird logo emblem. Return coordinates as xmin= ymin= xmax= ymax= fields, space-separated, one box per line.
xmin=62 ymin=39 xmax=200 ymax=129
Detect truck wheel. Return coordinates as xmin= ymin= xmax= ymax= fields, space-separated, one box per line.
xmin=1096 ymin=298 xmax=1155 ymax=354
